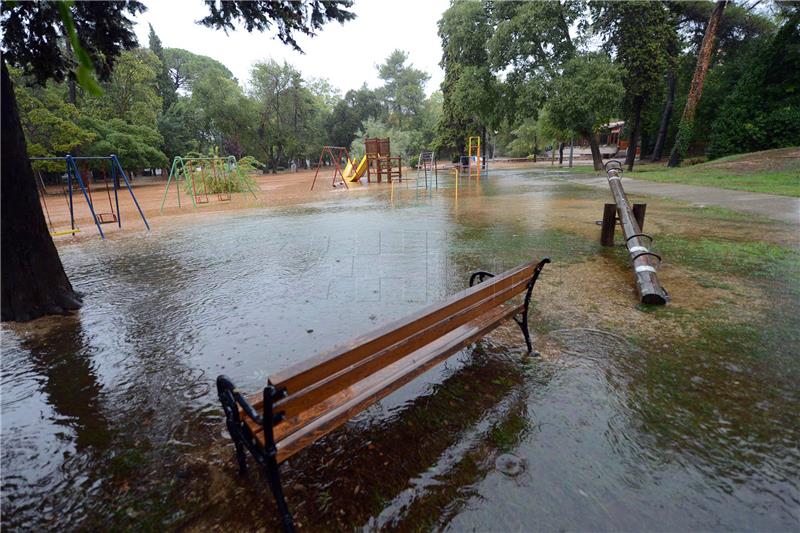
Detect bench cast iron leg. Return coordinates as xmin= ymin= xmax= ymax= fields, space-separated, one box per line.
xmin=516 ymin=258 xmax=551 ymax=355
xmin=264 ymin=454 xmax=295 ymax=533
xmin=263 ymin=385 xmax=296 ymax=533
xmin=216 ymin=375 xmax=248 ymax=474
xmin=217 ymin=377 xmax=296 ymax=532
xmin=513 ymin=314 xmax=533 ymax=354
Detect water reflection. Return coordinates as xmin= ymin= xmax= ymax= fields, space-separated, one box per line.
xmin=2 ymin=318 xmax=111 ymax=529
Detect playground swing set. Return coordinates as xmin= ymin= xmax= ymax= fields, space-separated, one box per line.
xmin=159 ymin=155 xmax=258 ymax=213
xmin=32 ymin=154 xmax=150 ymax=239
xmin=310 ymin=146 xmax=352 ymax=191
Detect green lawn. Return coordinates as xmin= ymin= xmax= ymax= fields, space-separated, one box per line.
xmin=575 ymin=147 xmax=800 ymax=197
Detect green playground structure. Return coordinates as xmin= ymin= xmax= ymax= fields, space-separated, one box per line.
xmin=159 ymin=155 xmax=259 ymax=213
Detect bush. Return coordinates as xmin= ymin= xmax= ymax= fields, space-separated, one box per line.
xmin=182 ymin=152 xmax=261 ymax=195
xmin=707 ymin=14 xmax=800 ymax=159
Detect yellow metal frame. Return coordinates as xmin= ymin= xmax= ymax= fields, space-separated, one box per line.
xmin=467 ymin=136 xmax=481 ymax=178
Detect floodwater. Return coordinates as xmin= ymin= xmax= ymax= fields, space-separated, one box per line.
xmin=2 ymin=169 xmax=799 ymax=531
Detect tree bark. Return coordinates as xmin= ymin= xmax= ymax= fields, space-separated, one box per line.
xmin=640 ymin=131 xmax=649 ymax=161
xmin=589 ymin=133 xmax=603 ymax=171
xmin=558 ymin=142 xmax=564 ymax=165
xmin=651 ymin=71 xmax=676 ymax=162
xmin=1 ymin=60 xmax=82 ymax=322
xmin=668 ymin=0 xmax=727 ymax=167
xmin=625 ymin=95 xmax=643 ymax=171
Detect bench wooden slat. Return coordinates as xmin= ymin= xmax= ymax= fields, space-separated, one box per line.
xmin=265 ymin=261 xmax=536 ymax=396
xmin=270 ymin=302 xmax=523 ymax=461
xmin=240 ymin=300 xmax=525 ymax=444
xmin=269 ymin=274 xmax=532 ymax=430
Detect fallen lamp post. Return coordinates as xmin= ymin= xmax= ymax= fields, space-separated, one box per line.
xmin=599 ymin=160 xmax=668 ymax=305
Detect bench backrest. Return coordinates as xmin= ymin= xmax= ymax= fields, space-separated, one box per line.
xmin=255 ymin=260 xmax=540 ymax=430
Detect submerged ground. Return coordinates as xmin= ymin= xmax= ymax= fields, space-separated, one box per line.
xmin=2 ymin=167 xmax=798 ymax=531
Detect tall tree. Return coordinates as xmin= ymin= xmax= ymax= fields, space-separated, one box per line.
xmin=377 ymin=50 xmax=429 ymax=129
xmin=249 ymin=60 xmax=317 ymax=173
xmin=436 ymin=0 xmax=497 ymax=158
xmin=148 ymin=24 xmax=177 ymax=111
xmin=11 ymin=69 xmax=97 ymax=159
xmin=163 ymin=48 xmax=234 ymax=93
xmin=593 ymin=0 xmax=672 ymax=170
xmin=668 ymin=0 xmax=728 ymax=167
xmin=89 ymin=48 xmax=163 ymax=126
xmin=650 ymin=14 xmax=680 ymax=163
xmin=326 ymin=84 xmax=383 ymax=148
xmin=706 ymin=10 xmax=800 ymax=158
xmin=1 ymin=0 xmax=354 ymax=322
xmin=192 ymin=69 xmax=254 ymax=156
xmin=1 ymin=1 xmax=145 ymax=322
xmin=544 ymin=52 xmax=624 ymax=170
xmin=157 ymin=97 xmax=202 ymax=158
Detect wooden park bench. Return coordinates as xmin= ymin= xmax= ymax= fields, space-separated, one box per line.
xmin=216 ymin=257 xmax=551 ymax=532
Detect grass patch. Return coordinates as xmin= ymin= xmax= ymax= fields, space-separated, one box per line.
xmin=625 ymin=148 xmax=800 ymax=196
xmin=656 ymin=235 xmax=800 ymax=279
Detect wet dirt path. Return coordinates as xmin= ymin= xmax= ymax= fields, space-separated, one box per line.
xmin=561 ymin=172 xmax=800 ymax=225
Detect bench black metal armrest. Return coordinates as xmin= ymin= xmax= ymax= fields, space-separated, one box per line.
xmin=217 ymin=375 xmax=263 ymax=425
xmin=469 ymin=270 xmax=496 ymax=286
xmin=467 ymin=258 xmax=550 ymax=353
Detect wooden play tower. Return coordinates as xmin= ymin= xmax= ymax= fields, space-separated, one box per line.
xmin=365 ymin=137 xmax=402 ymax=183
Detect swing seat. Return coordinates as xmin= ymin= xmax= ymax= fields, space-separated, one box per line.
xmin=196 ymin=195 xmax=209 ymax=204
xmin=217 ymin=192 xmax=231 ymax=202
xmin=98 ymin=213 xmax=117 ymax=224
xmin=50 ymin=228 xmax=81 ymax=237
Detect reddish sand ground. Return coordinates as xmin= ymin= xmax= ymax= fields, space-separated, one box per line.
xmin=38 ymin=160 xmax=581 ymax=240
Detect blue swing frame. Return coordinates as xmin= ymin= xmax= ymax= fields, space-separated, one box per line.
xmin=30 ymin=154 xmax=150 ymax=239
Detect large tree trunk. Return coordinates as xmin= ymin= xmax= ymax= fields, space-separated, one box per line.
xmin=589 ymin=133 xmax=604 ymax=171
xmin=668 ymin=0 xmax=727 ymax=167
xmin=558 ymin=142 xmax=564 ymax=165
xmin=640 ymin=131 xmax=649 ymax=161
xmin=625 ymin=95 xmax=643 ymax=171
xmin=651 ymin=71 xmax=676 ymax=162
xmin=1 ymin=61 xmax=82 ymax=322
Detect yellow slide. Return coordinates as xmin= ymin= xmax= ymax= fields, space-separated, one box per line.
xmin=344 ymin=155 xmax=368 ymax=182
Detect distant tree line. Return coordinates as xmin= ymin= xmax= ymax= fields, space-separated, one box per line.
xmin=12 ymin=25 xmax=443 ymax=176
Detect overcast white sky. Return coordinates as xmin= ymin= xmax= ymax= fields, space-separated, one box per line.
xmin=133 ymin=0 xmax=450 ymax=96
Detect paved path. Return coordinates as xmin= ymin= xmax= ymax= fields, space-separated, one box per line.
xmin=564 ymin=175 xmax=800 ymax=225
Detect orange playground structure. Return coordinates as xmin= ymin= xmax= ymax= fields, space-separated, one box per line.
xmin=310 ymin=137 xmax=402 ymax=190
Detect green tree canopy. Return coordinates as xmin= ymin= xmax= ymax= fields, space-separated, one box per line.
xmin=88 ymin=48 xmax=163 ymax=127
xmin=163 ymin=48 xmax=234 ymax=93
xmin=326 ymin=84 xmax=384 ymax=149
xmin=436 ymin=0 xmax=496 ymax=155
xmin=377 ymin=50 xmax=430 ymax=129
xmin=148 ymin=24 xmax=177 ymax=111
xmin=544 ymin=52 xmax=624 ymax=169
xmin=249 ymin=59 xmax=321 ymax=171
xmin=11 ymin=69 xmax=96 ymax=165
xmin=706 ymin=11 xmax=800 ymax=158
